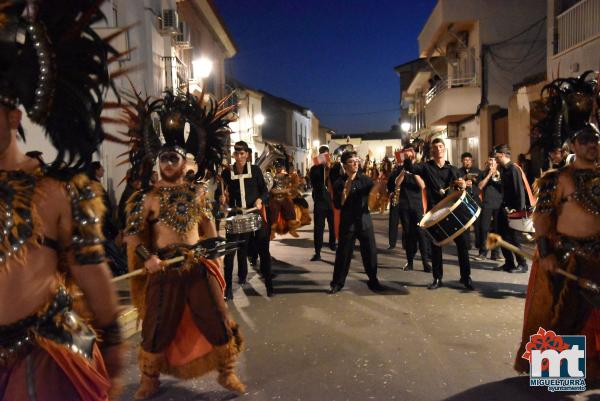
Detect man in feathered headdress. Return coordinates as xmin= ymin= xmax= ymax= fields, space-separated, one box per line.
xmin=515 ymin=71 xmax=600 ymax=378
xmin=0 ymin=1 xmax=128 ymax=400
xmin=122 ymin=90 xmax=245 ymax=399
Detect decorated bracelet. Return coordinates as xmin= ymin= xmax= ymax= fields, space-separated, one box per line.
xmin=135 ymin=244 xmax=152 ymax=261
xmin=536 ymin=236 xmax=553 ymax=258
xmin=99 ymin=320 xmax=123 ymax=348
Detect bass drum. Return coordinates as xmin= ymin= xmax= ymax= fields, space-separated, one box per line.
xmin=419 ymin=191 xmax=481 ymax=246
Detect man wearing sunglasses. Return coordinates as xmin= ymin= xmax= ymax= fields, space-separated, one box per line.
xmin=516 ymin=123 xmax=600 ymax=377
xmin=328 ymin=151 xmax=383 ymax=293
xmin=220 ymin=141 xmax=273 ymax=300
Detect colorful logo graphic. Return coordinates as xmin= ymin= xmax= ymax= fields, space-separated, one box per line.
xmin=522 ymin=327 xmax=586 ymax=392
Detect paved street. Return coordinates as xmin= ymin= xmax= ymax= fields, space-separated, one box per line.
xmin=118 ymin=206 xmax=599 ymax=401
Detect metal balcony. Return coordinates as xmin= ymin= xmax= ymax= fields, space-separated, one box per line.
xmin=162 ymin=56 xmax=189 ymax=91
xmin=556 ymin=0 xmax=600 ymax=53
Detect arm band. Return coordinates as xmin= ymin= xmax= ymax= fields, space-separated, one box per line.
xmin=98 ymin=319 xmax=123 ymax=348
xmin=536 ymin=236 xmax=553 ymax=258
xmin=135 ymin=244 xmax=152 ymax=261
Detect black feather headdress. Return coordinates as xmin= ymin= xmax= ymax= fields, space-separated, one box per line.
xmin=0 ymin=0 xmax=127 ymax=172
xmin=532 ymin=70 xmax=599 ymax=155
xmin=121 ymin=88 xmax=237 ymax=188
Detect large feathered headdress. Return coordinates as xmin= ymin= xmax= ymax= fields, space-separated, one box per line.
xmin=121 ymin=88 xmax=237 ymax=188
xmin=532 ymin=70 xmax=599 ymax=155
xmin=0 ymin=0 xmax=129 ymax=171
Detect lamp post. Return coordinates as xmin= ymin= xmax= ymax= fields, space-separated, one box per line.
xmin=192 ymin=56 xmax=213 ymax=80
xmin=400 ymin=121 xmax=411 ymax=133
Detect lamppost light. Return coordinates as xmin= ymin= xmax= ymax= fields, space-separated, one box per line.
xmin=312 ymin=140 xmax=320 ymax=148
xmin=254 ymin=113 xmax=265 ymax=126
xmin=192 ymin=57 xmax=213 ymax=80
xmin=400 ymin=121 xmax=411 ymax=133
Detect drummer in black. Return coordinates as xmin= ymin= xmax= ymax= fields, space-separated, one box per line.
xmin=493 ymin=144 xmax=531 ymax=273
xmin=387 ymin=145 xmax=431 ymax=271
xmin=329 ymin=151 xmax=383 ymax=294
xmin=403 ymin=138 xmax=473 ymax=290
xmin=219 ymin=141 xmax=273 ymax=299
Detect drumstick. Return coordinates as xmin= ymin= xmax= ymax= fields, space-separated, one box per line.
xmin=485 ymin=233 xmax=598 ymax=292
xmin=111 ymin=256 xmax=185 ymax=283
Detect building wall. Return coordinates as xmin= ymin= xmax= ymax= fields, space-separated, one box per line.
xmin=20 ymin=0 xmax=234 ymax=207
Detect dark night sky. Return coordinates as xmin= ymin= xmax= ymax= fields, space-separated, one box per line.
xmin=214 ymin=0 xmax=437 ymax=134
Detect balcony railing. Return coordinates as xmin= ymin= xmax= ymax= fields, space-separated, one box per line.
xmin=425 ymin=76 xmax=478 ymax=105
xmin=556 ymin=0 xmax=600 ymax=53
xmin=162 ymin=56 xmax=189 ymax=91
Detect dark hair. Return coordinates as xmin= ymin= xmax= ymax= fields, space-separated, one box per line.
xmin=461 ymin=152 xmax=473 ymax=159
xmin=488 ymin=151 xmax=496 ymax=158
xmin=234 ymin=141 xmax=250 ymax=152
xmin=341 ymin=150 xmax=357 ymax=164
xmin=91 ymin=161 xmax=103 ymax=172
xmin=431 ymin=138 xmax=445 ymax=146
xmin=493 ymin=144 xmax=511 ymax=156
xmin=318 ymin=145 xmax=329 ymax=154
xmin=402 ymin=144 xmax=416 ymax=151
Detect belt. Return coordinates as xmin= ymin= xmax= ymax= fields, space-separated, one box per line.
xmin=556 ymin=233 xmax=600 ymax=261
xmin=0 ymin=287 xmax=95 ymax=368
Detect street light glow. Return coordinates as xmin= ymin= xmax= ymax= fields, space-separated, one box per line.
xmin=312 ymin=140 xmax=320 ymax=149
xmin=192 ymin=57 xmax=213 ymax=79
xmin=400 ymin=121 xmax=411 ymax=132
xmin=254 ymin=113 xmax=265 ymax=126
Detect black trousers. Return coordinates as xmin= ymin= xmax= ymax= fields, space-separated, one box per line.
xmin=398 ymin=208 xmax=430 ymax=264
xmin=478 ymin=207 xmax=500 ymax=256
xmin=224 ymin=224 xmax=272 ymax=288
xmin=497 ymin=209 xmax=526 ymax=268
xmin=464 ymin=215 xmax=482 ymax=250
xmin=313 ymin=203 xmax=334 ymax=254
xmin=431 ymin=231 xmax=471 ymax=280
xmin=331 ymin=219 xmax=378 ymax=288
xmin=388 ymin=204 xmax=401 ymax=248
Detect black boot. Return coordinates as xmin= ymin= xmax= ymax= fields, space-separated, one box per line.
xmin=265 ymin=279 xmax=274 ymax=297
xmin=422 ymin=262 xmax=432 ymax=273
xmin=460 ymin=276 xmax=474 ymax=290
xmin=428 ymin=278 xmax=443 ymax=290
xmin=402 ymin=261 xmax=413 ymax=271
xmin=225 ymin=287 xmax=234 ymax=301
xmin=367 ymin=278 xmax=385 ymax=292
xmin=310 ymin=253 xmax=321 ymax=261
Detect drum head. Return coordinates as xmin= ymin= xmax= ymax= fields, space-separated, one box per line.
xmin=419 ymin=191 xmax=464 ymax=228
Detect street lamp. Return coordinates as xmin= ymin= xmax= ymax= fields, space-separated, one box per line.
xmin=400 ymin=121 xmax=411 ymax=133
xmin=192 ymin=56 xmax=213 ymax=80
xmin=312 ymin=139 xmax=320 ymax=149
xmin=253 ymin=113 xmax=265 ymax=126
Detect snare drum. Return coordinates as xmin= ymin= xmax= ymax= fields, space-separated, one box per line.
xmin=419 ymin=191 xmax=481 ymax=246
xmin=225 ymin=213 xmax=263 ymax=235
xmin=507 ymin=210 xmax=535 ymax=233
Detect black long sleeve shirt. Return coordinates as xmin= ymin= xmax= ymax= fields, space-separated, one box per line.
xmin=404 ymin=159 xmax=460 ymax=209
xmin=221 ymin=163 xmax=268 ymax=209
xmin=458 ymin=166 xmax=482 ymax=201
xmin=477 ymin=169 xmax=503 ymax=209
xmin=309 ymin=164 xmax=332 ymax=208
xmin=387 ymin=166 xmax=424 ymax=213
xmin=333 ymin=172 xmax=373 ymax=221
xmin=499 ymin=161 xmax=529 ymax=211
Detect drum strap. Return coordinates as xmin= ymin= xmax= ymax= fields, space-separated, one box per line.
xmin=231 ymin=162 xmax=253 ymax=208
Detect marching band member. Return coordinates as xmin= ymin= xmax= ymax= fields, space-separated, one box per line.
xmin=387 ymin=145 xmax=431 ymax=271
xmin=220 ymin=141 xmax=274 ymax=299
xmin=404 ymin=138 xmax=473 ymax=290
xmin=309 ymin=145 xmax=336 ymax=261
xmin=329 ymin=151 xmax=384 ymax=294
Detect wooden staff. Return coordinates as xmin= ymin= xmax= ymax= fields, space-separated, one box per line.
xmin=111 ymin=256 xmax=184 ymax=283
xmin=486 ymin=233 xmax=599 ymax=293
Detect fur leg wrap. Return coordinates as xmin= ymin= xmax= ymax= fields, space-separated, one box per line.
xmin=134 ymin=350 xmax=162 ymax=400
